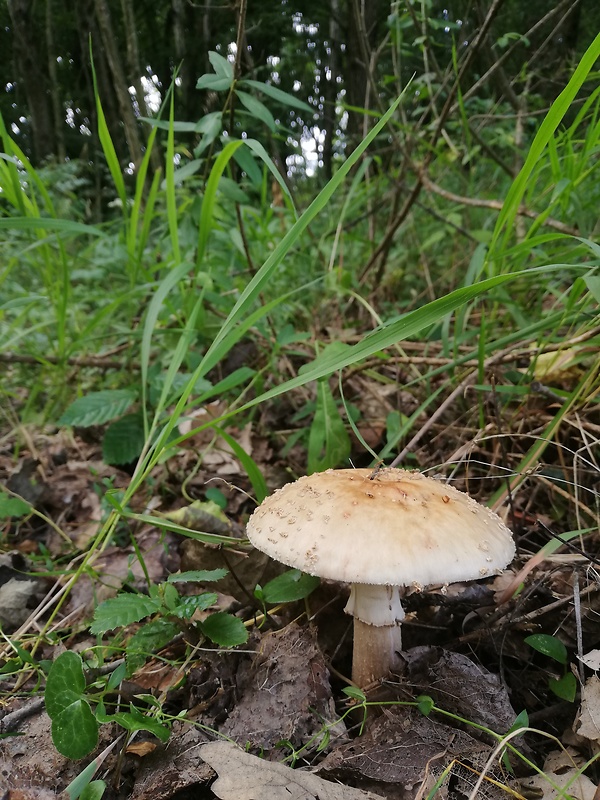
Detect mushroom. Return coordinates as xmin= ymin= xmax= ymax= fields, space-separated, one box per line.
xmin=246 ymin=467 xmax=515 ymax=688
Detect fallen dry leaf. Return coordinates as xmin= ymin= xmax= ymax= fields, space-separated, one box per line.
xmin=200 ymin=740 xmax=385 ymax=799
xmin=520 ymin=749 xmax=597 ymax=800
xmin=221 ymin=622 xmax=346 ymax=754
xmin=575 ymin=675 xmax=600 ymax=742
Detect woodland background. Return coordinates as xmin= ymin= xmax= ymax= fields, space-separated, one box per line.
xmin=1 ymin=2 xmax=600 ymax=798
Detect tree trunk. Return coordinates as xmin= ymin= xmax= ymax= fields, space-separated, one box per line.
xmin=45 ymin=0 xmax=66 ymax=162
xmin=7 ymin=0 xmax=55 ymax=163
xmin=322 ymin=0 xmax=342 ymax=180
xmin=94 ymin=0 xmax=143 ymax=169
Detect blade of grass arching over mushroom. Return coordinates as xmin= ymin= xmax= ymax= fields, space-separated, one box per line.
xmin=163 ymin=262 xmax=591 ymax=453
xmin=132 ymin=93 xmax=407 ymax=475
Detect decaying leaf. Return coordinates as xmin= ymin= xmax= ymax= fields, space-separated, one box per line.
xmin=318 ymin=705 xmax=488 ymax=793
xmin=221 ymin=622 xmax=346 ymax=754
xmin=398 ymin=646 xmax=517 ymax=737
xmin=0 ymin=553 xmax=40 ymax=629
xmin=520 ymin=749 xmax=597 ymax=800
xmin=199 ymin=740 xmax=385 ymax=800
xmin=575 ymin=675 xmax=600 ymax=742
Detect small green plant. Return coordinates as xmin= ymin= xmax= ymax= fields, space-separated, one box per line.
xmin=44 ymin=569 xmax=247 ymax=759
xmin=525 ymin=633 xmax=577 ymax=702
xmin=45 ymin=650 xmax=169 ymax=760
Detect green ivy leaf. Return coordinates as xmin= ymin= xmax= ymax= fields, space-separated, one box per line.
xmin=525 ymin=634 xmax=568 ymax=664
xmin=102 ymin=412 xmax=146 ymax=465
xmin=90 ymin=594 xmax=160 ymax=635
xmin=262 ymin=570 xmax=320 ymax=603
xmin=200 ymin=612 xmax=248 ymax=647
xmin=45 ymin=651 xmax=87 ymax=718
xmin=59 ymin=390 xmax=137 ymax=427
xmin=51 ymin=699 xmax=98 ymax=759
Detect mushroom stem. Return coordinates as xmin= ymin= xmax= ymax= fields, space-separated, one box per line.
xmin=345 ymin=584 xmax=405 ymax=688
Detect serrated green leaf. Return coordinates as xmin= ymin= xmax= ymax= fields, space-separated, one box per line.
xmin=0 ymin=492 xmax=31 ymax=518
xmin=125 ymin=619 xmax=180 ymax=675
xmin=59 ymin=390 xmax=137 ymax=427
xmin=200 ymin=612 xmax=248 ymax=647
xmin=172 ymin=592 xmax=218 ymax=619
xmin=196 ymin=74 xmax=232 ymax=91
xmin=235 ymin=90 xmax=276 ymax=131
xmin=240 ymin=79 xmax=313 ymax=114
xmin=168 ymin=569 xmax=228 ymax=583
xmin=96 ymin=702 xmax=170 ymax=742
xmin=262 ymin=570 xmax=320 ymax=603
xmin=45 ymin=651 xmax=86 ymax=718
xmin=102 ymin=412 xmax=146 ymax=465
xmin=209 ymin=51 xmax=234 ymax=80
xmin=51 ymin=699 xmax=98 ymax=759
xmin=90 ymin=594 xmax=160 ymax=635
xmin=525 ymin=634 xmax=568 ymax=664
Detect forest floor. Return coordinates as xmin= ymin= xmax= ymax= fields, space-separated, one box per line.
xmin=1 ymin=340 xmax=599 ymax=800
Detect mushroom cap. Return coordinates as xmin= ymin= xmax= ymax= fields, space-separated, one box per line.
xmin=246 ymin=468 xmax=515 ymax=587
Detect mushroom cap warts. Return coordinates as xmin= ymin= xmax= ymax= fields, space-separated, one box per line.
xmin=246 ymin=468 xmax=515 ymax=587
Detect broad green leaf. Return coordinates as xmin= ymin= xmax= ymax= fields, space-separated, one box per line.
xmin=0 ymin=492 xmax=30 ymax=518
xmin=59 ymin=390 xmax=137 ymax=428
xmin=196 ymin=74 xmax=232 ymax=91
xmin=236 ymin=90 xmax=276 ymax=131
xmin=45 ymin=651 xmax=87 ymax=718
xmin=102 ymin=413 xmax=146 ymax=465
xmin=549 ymin=673 xmax=577 ymax=702
xmin=416 ymin=695 xmax=435 ymax=716
xmin=51 ymin=700 xmax=98 ymax=759
xmin=307 ymin=379 xmax=351 ymax=474
xmin=171 ymin=158 xmax=203 ymax=185
xmin=209 ymin=51 xmax=234 ymax=80
xmin=241 ymin=79 xmax=313 ymax=114
xmin=201 ymin=612 xmax=248 ymax=647
xmin=262 ymin=570 xmax=320 ymax=603
xmin=90 ymin=594 xmax=160 ymax=634
xmin=80 ymin=781 xmax=106 ymax=800
xmin=525 ymin=633 xmax=568 ymax=664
